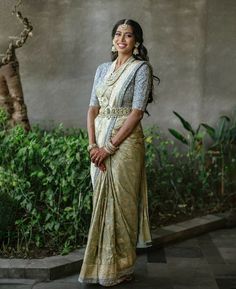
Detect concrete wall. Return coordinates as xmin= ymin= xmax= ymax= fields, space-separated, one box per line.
xmin=0 ymin=0 xmax=235 ymax=131
xmin=203 ymin=0 xmax=236 ymax=123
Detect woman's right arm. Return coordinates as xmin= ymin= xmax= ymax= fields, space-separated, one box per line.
xmin=86 ymin=64 xmax=106 ymax=171
xmin=87 ymin=106 xmax=106 ymax=172
xmin=87 ymin=106 xmax=99 ymax=145
xmin=87 ymin=64 xmax=102 ymax=144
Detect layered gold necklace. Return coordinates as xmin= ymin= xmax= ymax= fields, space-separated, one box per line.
xmin=96 ymin=55 xmax=136 ymax=108
xmin=105 ymin=55 xmax=135 ymax=86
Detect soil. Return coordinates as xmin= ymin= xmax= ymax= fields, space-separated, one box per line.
xmin=0 ymin=247 xmax=59 ymax=259
xmin=151 ymin=206 xmax=230 ymax=229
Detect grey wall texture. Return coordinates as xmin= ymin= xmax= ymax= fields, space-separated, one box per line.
xmin=0 ymin=0 xmax=235 ymax=132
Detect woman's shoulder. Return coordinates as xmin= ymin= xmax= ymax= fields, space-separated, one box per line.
xmin=135 ymin=60 xmax=152 ymax=75
xmin=96 ymin=61 xmax=112 ymax=72
xmin=137 ymin=59 xmax=150 ymax=67
xmin=93 ymin=61 xmax=112 ymax=81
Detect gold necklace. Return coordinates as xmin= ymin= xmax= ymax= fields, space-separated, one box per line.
xmin=105 ymin=56 xmax=135 ymax=86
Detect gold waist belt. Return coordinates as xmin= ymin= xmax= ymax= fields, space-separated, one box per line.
xmin=99 ymin=106 xmax=131 ymax=118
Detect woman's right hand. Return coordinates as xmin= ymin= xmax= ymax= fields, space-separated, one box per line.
xmin=90 ymin=148 xmax=106 ymax=172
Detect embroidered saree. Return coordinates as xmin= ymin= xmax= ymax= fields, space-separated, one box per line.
xmin=78 ymin=56 xmax=152 ymax=287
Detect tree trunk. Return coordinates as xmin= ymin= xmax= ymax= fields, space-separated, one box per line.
xmin=0 ymin=60 xmax=30 ymax=131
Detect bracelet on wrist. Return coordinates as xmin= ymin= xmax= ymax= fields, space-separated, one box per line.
xmin=104 ymin=140 xmax=119 ymax=155
xmin=87 ymin=143 xmax=97 ymax=152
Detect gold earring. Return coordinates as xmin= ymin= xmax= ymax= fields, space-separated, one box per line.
xmin=133 ymin=42 xmax=140 ymax=55
xmin=111 ymin=45 xmax=117 ymax=52
xmin=112 ymin=40 xmax=117 ymax=52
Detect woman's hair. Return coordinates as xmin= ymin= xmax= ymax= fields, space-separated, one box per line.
xmin=111 ymin=19 xmax=160 ymax=113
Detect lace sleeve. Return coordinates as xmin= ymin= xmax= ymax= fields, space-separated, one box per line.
xmin=132 ymin=63 xmax=152 ymax=111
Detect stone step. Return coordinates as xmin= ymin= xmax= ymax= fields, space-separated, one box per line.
xmin=0 ymin=210 xmax=231 ymax=281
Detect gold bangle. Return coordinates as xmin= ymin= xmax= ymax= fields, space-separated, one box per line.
xmin=104 ymin=140 xmax=119 ymax=155
xmin=104 ymin=146 xmax=112 ymax=155
xmin=109 ymin=140 xmax=119 ymax=150
xmin=87 ymin=143 xmax=97 ymax=152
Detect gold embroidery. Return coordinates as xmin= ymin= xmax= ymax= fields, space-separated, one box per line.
xmin=99 ymin=106 xmax=131 ymax=118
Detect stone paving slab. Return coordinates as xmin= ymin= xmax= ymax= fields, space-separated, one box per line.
xmin=0 ymin=279 xmax=36 ymax=284
xmin=0 ymin=279 xmax=37 ymax=289
xmin=0 ymin=210 xmax=232 ymax=281
xmin=211 ymin=264 xmax=236 ymax=278
xmin=152 ymin=213 xmax=227 ymax=246
xmin=215 ymin=277 xmax=236 ymax=289
xmin=0 ymin=285 xmax=32 ymax=289
xmin=217 ymin=247 xmax=236 ymax=264
xmin=0 ymin=250 xmax=84 ymax=280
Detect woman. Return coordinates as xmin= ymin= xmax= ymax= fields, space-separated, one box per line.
xmin=79 ymin=19 xmax=156 ymax=287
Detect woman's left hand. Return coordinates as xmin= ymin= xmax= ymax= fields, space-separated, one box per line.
xmin=91 ymin=147 xmax=110 ymax=167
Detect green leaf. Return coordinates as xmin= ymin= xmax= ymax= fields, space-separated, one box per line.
xmin=26 ymin=203 xmax=32 ymax=212
xmin=54 ymin=223 xmax=60 ymax=231
xmin=173 ymin=111 xmax=195 ymax=136
xmin=229 ymin=127 xmax=236 ymax=143
xmin=196 ymin=124 xmax=202 ymax=134
xmin=201 ymin=123 xmax=216 ymax=140
xmin=37 ymin=171 xmax=45 ymax=178
xmin=216 ymin=115 xmax=230 ymax=143
xmin=168 ymin=129 xmax=188 ymax=145
xmin=220 ymin=115 xmax=231 ymax=122
xmin=45 ymin=213 xmax=52 ymax=222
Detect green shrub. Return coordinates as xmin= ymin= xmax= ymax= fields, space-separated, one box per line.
xmin=0 ymin=107 xmax=235 ymax=256
xmin=0 ymin=190 xmax=18 ymax=234
xmin=0 ymin=109 xmax=92 ymax=254
xmin=145 ymin=112 xmax=236 ymax=226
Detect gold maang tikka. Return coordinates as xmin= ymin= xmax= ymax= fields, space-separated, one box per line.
xmin=121 ymin=19 xmax=129 ymax=30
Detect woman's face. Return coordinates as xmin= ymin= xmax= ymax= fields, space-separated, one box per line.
xmin=113 ymin=24 xmax=136 ymax=56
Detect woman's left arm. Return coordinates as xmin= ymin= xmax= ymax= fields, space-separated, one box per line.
xmin=110 ymin=109 xmax=144 ymax=146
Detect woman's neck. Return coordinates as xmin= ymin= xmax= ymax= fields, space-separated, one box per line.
xmin=115 ymin=54 xmax=133 ymax=68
